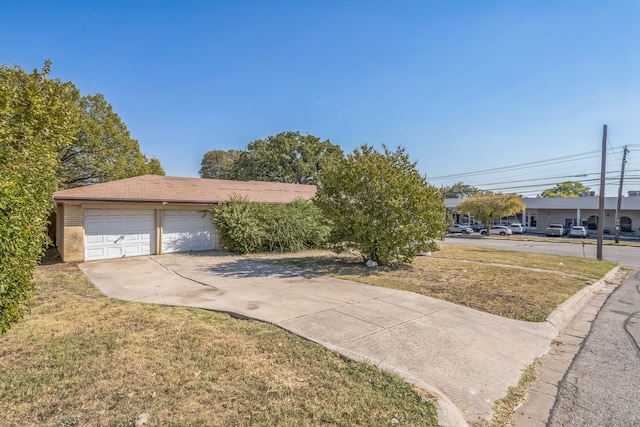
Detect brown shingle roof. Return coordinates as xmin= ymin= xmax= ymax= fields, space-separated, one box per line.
xmin=53 ymin=175 xmax=316 ymax=204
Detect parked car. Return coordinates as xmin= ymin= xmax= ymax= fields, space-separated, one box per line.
xmin=470 ymin=222 xmax=484 ymax=232
xmin=509 ymin=223 xmax=527 ymax=234
xmin=480 ymin=226 xmax=513 ymax=236
xmin=545 ymin=224 xmax=565 ymax=237
xmin=447 ymin=224 xmax=473 ymax=234
xmin=568 ymin=226 xmax=588 ymax=238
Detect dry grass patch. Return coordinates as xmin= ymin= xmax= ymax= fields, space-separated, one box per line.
xmin=0 ymin=263 xmax=437 ymax=427
xmin=263 ymin=245 xmax=616 ymax=322
xmin=431 ymin=244 xmax=615 ymax=280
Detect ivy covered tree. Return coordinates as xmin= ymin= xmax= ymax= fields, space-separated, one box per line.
xmin=0 ymin=61 xmax=80 ymax=334
xmin=230 ymin=131 xmax=343 ymax=184
xmin=455 ymin=194 xmax=525 ymax=232
xmin=315 ymin=145 xmax=447 ymax=265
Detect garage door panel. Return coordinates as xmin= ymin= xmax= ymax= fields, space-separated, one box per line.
xmin=162 ymin=210 xmax=215 ymax=254
xmin=85 ymin=209 xmax=155 ymax=261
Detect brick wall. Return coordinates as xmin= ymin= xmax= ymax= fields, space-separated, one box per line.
xmin=60 ymin=203 xmax=84 ymax=262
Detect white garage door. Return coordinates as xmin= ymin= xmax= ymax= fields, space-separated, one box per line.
xmin=85 ymin=209 xmax=155 ymax=261
xmin=162 ymin=210 xmax=215 ymax=254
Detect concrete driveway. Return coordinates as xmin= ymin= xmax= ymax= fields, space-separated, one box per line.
xmin=79 ymin=251 xmax=558 ymax=426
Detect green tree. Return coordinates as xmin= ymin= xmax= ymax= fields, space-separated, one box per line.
xmin=199 ymin=149 xmax=240 ymax=179
xmin=59 ymin=93 xmax=164 ymax=188
xmin=231 ymin=131 xmax=343 ymax=184
xmin=441 ymin=181 xmax=492 ymax=198
xmin=0 ymin=61 xmax=80 ymax=334
xmin=455 ymin=194 xmax=525 ymax=232
xmin=540 ymin=181 xmax=590 ymax=198
xmin=144 ymin=157 xmax=165 ymax=176
xmin=316 ymin=145 xmax=447 ymax=265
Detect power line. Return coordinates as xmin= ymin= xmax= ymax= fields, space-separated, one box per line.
xmin=429 ymin=145 xmax=628 ymax=181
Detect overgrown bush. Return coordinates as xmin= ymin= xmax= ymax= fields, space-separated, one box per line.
xmin=212 ymin=197 xmax=328 ymax=254
xmin=0 ymin=62 xmax=79 ymax=335
xmin=315 ymin=145 xmax=448 ymax=265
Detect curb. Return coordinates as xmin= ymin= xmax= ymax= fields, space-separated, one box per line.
xmin=514 ymin=265 xmax=623 ymax=426
xmin=546 ymin=265 xmax=622 ymax=332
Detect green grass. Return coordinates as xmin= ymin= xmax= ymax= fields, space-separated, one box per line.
xmin=0 ymin=264 xmax=438 ymax=427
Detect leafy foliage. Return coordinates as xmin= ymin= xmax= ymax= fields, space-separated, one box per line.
xmin=0 ymin=61 xmax=79 ymax=334
xmin=212 ymin=198 xmax=328 ymax=254
xmin=440 ymin=181 xmax=492 ymax=198
xmin=1 ymin=60 xmax=163 ymax=334
xmin=199 ymin=149 xmax=240 ymax=179
xmin=230 ymin=131 xmax=343 ymax=184
xmin=59 ymin=93 xmax=164 ymax=188
xmin=455 ymin=194 xmax=525 ymax=230
xmin=540 ymin=181 xmax=590 ymax=198
xmin=315 ymin=145 xmax=448 ymax=265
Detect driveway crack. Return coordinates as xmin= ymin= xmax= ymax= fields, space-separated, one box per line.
xmin=148 ymin=257 xmax=219 ymax=290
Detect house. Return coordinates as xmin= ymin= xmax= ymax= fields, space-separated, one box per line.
xmin=446 ymin=193 xmax=640 ymax=236
xmin=53 ymin=175 xmax=317 ymax=262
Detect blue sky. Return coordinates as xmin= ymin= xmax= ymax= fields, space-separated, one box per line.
xmin=2 ymin=1 xmax=639 ymax=196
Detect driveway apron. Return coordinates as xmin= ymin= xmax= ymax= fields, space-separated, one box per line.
xmin=79 ymin=252 xmax=557 ymax=426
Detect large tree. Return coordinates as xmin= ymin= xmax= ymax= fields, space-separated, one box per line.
xmin=230 ymin=131 xmax=343 ymax=184
xmin=441 ymin=181 xmax=491 ymax=198
xmin=0 ymin=62 xmax=79 ymax=333
xmin=315 ymin=145 xmax=448 ymax=265
xmin=199 ymin=149 xmax=240 ymax=179
xmin=59 ymin=93 xmax=164 ymax=188
xmin=540 ymin=181 xmax=590 ymax=198
xmin=455 ymin=194 xmax=525 ymax=232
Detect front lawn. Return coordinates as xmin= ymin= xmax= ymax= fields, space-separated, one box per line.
xmin=262 ymin=244 xmax=617 ymax=322
xmin=0 ymin=263 xmax=437 ymax=427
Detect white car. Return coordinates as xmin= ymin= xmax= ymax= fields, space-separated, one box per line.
xmin=568 ymin=226 xmax=588 ymax=238
xmin=509 ymin=223 xmax=527 ymax=234
xmin=480 ymin=226 xmax=513 ymax=236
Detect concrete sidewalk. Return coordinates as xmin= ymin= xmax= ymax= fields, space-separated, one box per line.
xmin=80 ymin=251 xmax=557 ymax=426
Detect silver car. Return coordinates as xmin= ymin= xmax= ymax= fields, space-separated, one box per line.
xmin=447 ymin=224 xmax=473 ymax=234
xmin=545 ymin=224 xmax=565 ymax=237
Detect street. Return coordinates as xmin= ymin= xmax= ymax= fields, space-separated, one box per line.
xmin=443 ymin=236 xmax=640 ymax=269
xmin=443 ymin=236 xmax=640 ymax=426
xmin=548 ymin=270 xmax=640 ymax=426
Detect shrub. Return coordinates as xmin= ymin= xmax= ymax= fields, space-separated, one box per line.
xmin=212 ymin=198 xmax=328 ymax=254
xmin=0 ymin=62 xmax=79 ymax=334
xmin=315 ymin=145 xmax=448 ymax=265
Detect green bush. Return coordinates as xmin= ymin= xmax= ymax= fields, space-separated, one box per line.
xmin=0 ymin=62 xmax=79 ymax=335
xmin=315 ymin=145 xmax=448 ymax=265
xmin=212 ymin=198 xmax=328 ymax=254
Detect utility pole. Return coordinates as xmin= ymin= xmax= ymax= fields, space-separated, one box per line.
xmin=597 ymin=124 xmax=607 ymax=260
xmin=614 ymin=145 xmax=629 ymax=243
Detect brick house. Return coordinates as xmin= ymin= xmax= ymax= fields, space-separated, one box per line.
xmin=53 ymin=175 xmax=316 ymax=262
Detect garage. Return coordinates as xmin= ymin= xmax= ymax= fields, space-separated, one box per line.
xmin=53 ymin=175 xmax=317 ymax=262
xmin=85 ymin=209 xmax=155 ymax=261
xmin=162 ymin=209 xmax=216 ymax=253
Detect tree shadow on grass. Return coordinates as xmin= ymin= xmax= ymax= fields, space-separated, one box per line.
xmin=259 ymin=254 xmax=414 ymax=278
